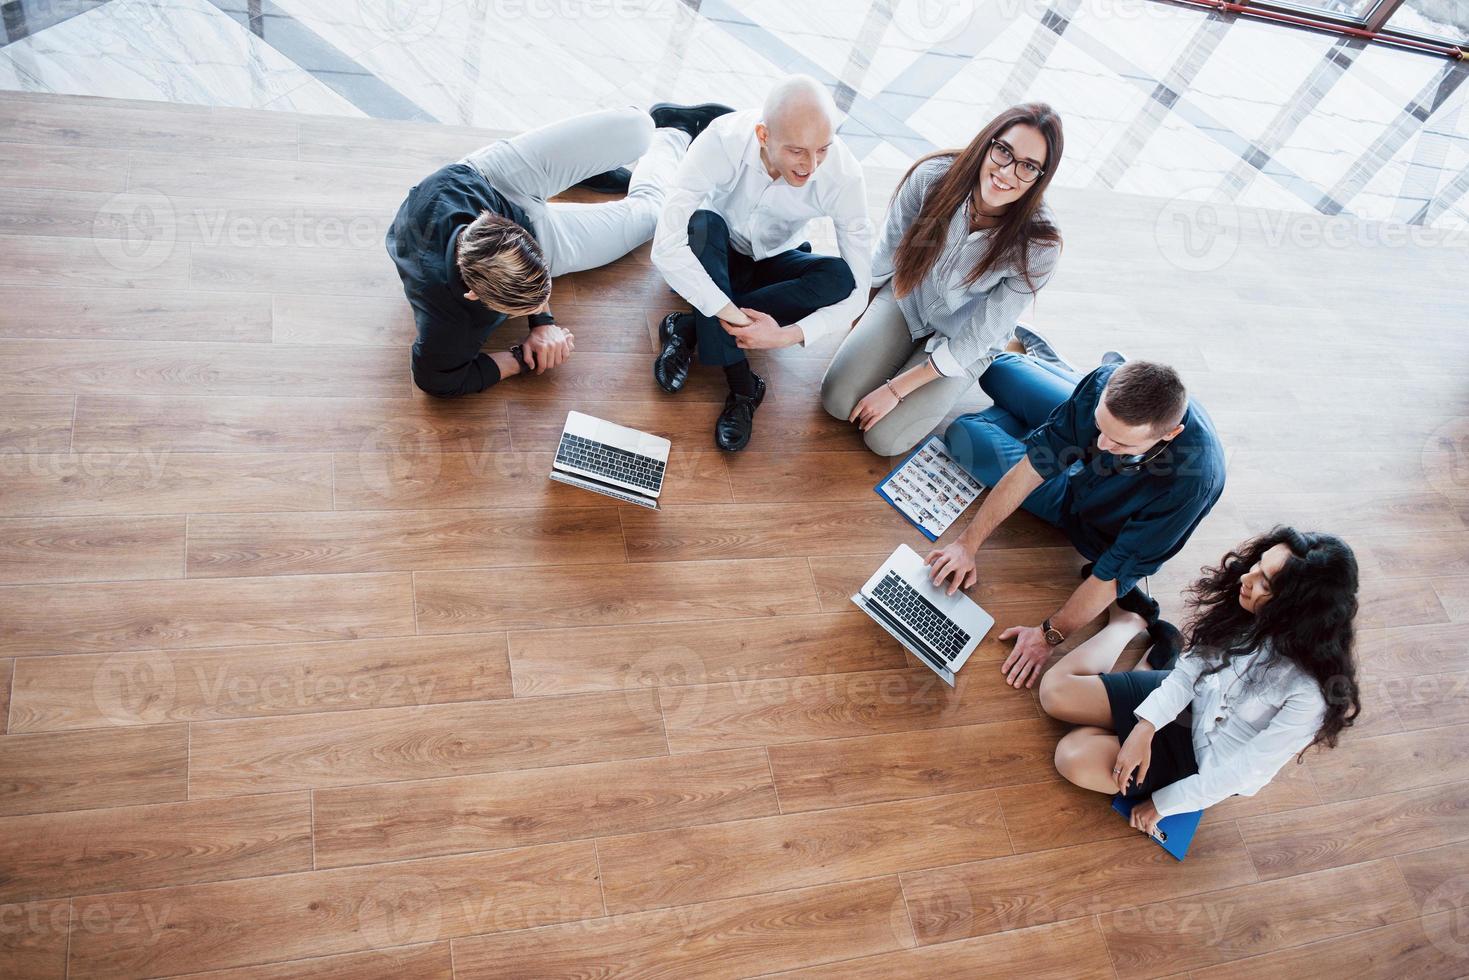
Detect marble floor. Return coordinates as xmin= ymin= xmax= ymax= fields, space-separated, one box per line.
xmin=1 ymin=0 xmax=1467 ymax=229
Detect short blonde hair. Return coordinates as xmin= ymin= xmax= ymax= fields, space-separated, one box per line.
xmin=456 ymin=210 xmax=550 ymax=315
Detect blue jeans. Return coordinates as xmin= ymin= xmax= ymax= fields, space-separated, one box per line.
xmin=944 ymin=352 xmax=1080 ymax=527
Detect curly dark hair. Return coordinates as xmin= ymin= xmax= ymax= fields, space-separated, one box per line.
xmin=1182 ymin=526 xmax=1361 ymax=754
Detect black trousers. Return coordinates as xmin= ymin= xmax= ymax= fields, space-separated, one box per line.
xmin=686 ymin=209 xmax=855 ymax=368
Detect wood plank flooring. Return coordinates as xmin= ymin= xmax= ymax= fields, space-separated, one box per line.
xmin=1 ymin=90 xmax=1467 ymax=978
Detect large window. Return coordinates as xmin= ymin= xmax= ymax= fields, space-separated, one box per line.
xmin=1174 ymin=0 xmax=1467 ymax=51
xmin=1272 ymin=1 xmax=1379 ymax=18
xmin=1387 ymin=0 xmax=1469 ymax=43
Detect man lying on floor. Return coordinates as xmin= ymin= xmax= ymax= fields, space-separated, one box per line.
xmin=387 ymin=100 xmax=731 ymax=397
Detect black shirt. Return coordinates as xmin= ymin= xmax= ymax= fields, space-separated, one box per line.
xmin=386 ymin=163 xmax=534 ymax=397
xmin=1023 ymin=363 xmax=1227 ymax=596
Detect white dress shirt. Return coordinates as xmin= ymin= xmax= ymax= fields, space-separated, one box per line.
xmin=650 ymin=109 xmax=874 ymax=348
xmin=1134 ymin=645 xmax=1328 ymax=817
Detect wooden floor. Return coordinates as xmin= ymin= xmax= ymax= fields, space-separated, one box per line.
xmin=1 ymin=89 xmax=1467 ymax=979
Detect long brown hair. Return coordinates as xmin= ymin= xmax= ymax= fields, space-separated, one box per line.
xmin=891 ymin=103 xmax=1063 ymax=299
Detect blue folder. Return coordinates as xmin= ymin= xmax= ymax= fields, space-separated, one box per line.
xmin=1111 ymin=795 xmax=1203 ymax=861
xmin=873 ymin=435 xmax=980 ymax=542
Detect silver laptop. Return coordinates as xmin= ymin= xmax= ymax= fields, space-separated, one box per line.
xmin=852 ymin=544 xmax=995 ymax=687
xmin=550 ymin=411 xmax=671 ymax=510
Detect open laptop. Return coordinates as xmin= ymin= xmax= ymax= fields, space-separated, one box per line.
xmin=851 ymin=544 xmax=995 ymax=687
xmin=549 ymin=411 xmax=670 ymax=510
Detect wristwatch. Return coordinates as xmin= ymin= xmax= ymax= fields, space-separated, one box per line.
xmin=1041 ymin=618 xmax=1066 ymax=647
xmin=527 ymin=311 xmax=556 ymax=329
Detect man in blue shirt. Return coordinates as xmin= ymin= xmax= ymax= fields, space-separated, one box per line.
xmin=927 ymin=348 xmax=1226 ymax=689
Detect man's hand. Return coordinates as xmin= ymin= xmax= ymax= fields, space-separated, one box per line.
xmin=925 ymin=542 xmax=977 ymax=596
xmin=850 ymin=383 xmax=900 ymax=432
xmin=1129 ymin=798 xmax=1162 ymax=838
xmin=997 ymin=624 xmax=1050 ymax=688
xmin=522 ymin=322 xmax=575 ymax=374
xmin=722 ymin=308 xmax=797 ymax=349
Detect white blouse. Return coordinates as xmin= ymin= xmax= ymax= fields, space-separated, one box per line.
xmin=1134 ymin=645 xmax=1328 ymax=817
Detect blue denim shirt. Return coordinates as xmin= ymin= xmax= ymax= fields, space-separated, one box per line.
xmin=1023 ymin=364 xmax=1226 ymax=595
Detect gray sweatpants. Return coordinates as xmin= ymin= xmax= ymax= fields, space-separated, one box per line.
xmin=460 ymin=106 xmax=690 ymax=278
xmin=821 ymin=284 xmax=975 ymax=457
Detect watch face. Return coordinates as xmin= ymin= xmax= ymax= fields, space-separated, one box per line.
xmin=1045 ymin=628 xmax=1065 ymax=646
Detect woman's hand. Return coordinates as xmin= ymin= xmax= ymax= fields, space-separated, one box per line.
xmin=850 ymin=383 xmax=901 ymax=432
xmin=1129 ymin=798 xmax=1162 ymax=838
xmin=1113 ymin=720 xmax=1154 ymax=794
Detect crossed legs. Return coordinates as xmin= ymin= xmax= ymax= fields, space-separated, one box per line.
xmin=460 ymin=106 xmax=690 ymax=278
xmin=1037 ymin=605 xmax=1149 ymax=792
xmin=685 ymin=209 xmax=854 ymax=370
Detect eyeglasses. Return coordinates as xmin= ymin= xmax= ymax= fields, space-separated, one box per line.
xmin=988 ymin=139 xmax=1044 ymax=183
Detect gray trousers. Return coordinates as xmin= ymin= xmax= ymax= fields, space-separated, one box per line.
xmin=820 ymin=283 xmax=975 ymax=457
xmin=461 ymin=107 xmax=689 ymax=278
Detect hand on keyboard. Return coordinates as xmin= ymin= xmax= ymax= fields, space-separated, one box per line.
xmin=925 ymin=542 xmax=978 ymax=596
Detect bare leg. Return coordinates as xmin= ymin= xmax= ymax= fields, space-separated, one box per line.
xmin=1054 ymin=726 xmax=1123 ymax=792
xmin=1036 ymin=604 xmax=1147 ymax=727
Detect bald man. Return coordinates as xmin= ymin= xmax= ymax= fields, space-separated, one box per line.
xmin=651 ymin=75 xmax=874 ymax=451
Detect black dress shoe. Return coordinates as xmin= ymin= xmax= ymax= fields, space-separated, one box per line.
xmin=575 ymin=167 xmax=632 ymax=194
xmin=650 ymin=102 xmax=735 ymax=141
xmin=715 ymin=375 xmax=766 ymax=452
xmin=654 ymin=312 xmax=695 ymax=394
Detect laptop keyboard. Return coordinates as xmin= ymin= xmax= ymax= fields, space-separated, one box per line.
xmin=555 ymin=432 xmax=665 ymax=492
xmin=873 ymin=571 xmax=970 ymax=662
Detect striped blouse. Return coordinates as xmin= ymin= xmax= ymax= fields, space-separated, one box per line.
xmin=871 ymin=155 xmax=1061 ymax=380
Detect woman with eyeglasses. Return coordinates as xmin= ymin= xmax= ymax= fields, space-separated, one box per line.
xmin=821 ymin=103 xmax=1063 ymax=456
xmin=1036 ymin=527 xmax=1361 ymax=839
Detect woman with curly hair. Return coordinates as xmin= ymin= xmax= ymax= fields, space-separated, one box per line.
xmin=1035 ymin=527 xmax=1362 ymax=838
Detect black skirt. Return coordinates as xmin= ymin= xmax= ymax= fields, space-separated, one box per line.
xmin=1100 ymin=669 xmax=1200 ymax=800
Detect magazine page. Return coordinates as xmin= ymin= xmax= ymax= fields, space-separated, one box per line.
xmin=875 ymin=435 xmax=986 ymax=541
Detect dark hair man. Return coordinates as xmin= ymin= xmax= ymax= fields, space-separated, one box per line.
xmin=929 ymin=338 xmax=1226 ymax=690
